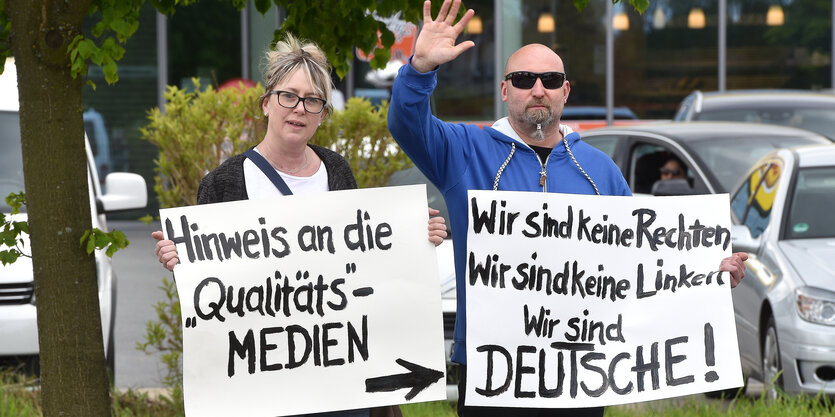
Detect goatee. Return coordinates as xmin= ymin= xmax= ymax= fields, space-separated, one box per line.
xmin=524 ymin=107 xmax=557 ymax=141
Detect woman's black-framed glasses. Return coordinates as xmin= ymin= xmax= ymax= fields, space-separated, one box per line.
xmin=269 ymin=90 xmax=327 ymax=114
xmin=504 ymin=71 xmax=566 ymax=90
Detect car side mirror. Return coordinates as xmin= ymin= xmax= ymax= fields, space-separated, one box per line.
xmin=651 ymin=178 xmax=695 ymax=196
xmin=731 ymin=224 xmax=761 ymax=253
xmin=98 ymin=172 xmax=148 ymax=212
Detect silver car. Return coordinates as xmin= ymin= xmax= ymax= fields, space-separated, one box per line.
xmin=674 ymin=90 xmax=835 ymax=141
xmin=731 ymin=144 xmax=835 ymax=397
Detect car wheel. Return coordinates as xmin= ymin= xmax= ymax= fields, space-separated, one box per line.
xmin=762 ymin=316 xmax=783 ymax=399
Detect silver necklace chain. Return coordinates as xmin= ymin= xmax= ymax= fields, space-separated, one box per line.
xmin=274 ymin=150 xmax=310 ymax=175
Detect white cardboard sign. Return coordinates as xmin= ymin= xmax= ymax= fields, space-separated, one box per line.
xmin=466 ymin=191 xmax=742 ymax=408
xmin=160 ymin=185 xmax=447 ymax=416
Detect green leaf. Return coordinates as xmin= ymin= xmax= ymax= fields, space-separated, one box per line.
xmin=91 ymin=21 xmax=106 ymax=38
xmin=80 ymin=229 xmax=92 ymax=245
xmin=149 ymin=0 xmax=177 ymax=15
xmin=103 ymin=59 xmax=119 ymax=84
xmin=253 ymin=0 xmax=271 ymax=14
xmin=86 ymin=233 xmax=97 ymax=255
xmin=2 ymin=232 xmax=15 ymax=247
xmin=5 ymin=191 xmax=25 ymax=214
xmin=628 ymin=0 xmax=649 ymax=14
xmin=95 ymin=233 xmax=113 ymax=249
xmin=379 ymin=27 xmax=395 ymax=49
xmin=369 ymin=48 xmax=391 ymax=70
xmin=75 ymin=38 xmax=98 ymax=58
xmin=105 ymin=244 xmax=119 ymax=257
xmin=12 ymin=221 xmax=28 ymax=234
xmin=80 ymin=228 xmax=130 ymax=258
xmin=0 ymin=249 xmax=20 ymax=266
xmin=110 ymin=230 xmax=128 ymax=246
xmin=110 ymin=19 xmax=134 ymax=41
xmin=573 ymin=0 xmax=590 ymax=11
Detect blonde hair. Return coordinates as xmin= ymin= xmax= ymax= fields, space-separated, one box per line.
xmin=260 ymin=33 xmax=334 ymax=114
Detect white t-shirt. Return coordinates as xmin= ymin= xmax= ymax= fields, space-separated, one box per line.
xmin=243 ymin=148 xmax=329 ymax=199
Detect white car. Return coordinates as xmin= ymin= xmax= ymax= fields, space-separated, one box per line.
xmin=0 ymin=57 xmax=148 ymax=375
xmin=387 ymin=166 xmax=458 ymax=400
xmin=730 ymin=144 xmax=835 ymax=398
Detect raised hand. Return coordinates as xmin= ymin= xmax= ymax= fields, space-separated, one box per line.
xmin=411 ymin=0 xmax=476 ymax=73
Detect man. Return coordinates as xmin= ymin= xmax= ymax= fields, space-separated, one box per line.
xmin=388 ymin=1 xmax=747 ymax=416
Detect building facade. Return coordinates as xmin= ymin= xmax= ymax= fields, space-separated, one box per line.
xmin=81 ymin=0 xmax=834 ymax=214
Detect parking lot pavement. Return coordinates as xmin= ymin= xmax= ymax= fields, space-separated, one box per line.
xmin=108 ymin=219 xmax=171 ymax=390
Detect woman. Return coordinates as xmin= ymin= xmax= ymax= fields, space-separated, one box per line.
xmin=152 ymin=34 xmax=445 ymax=417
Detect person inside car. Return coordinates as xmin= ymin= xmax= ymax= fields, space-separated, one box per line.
xmin=660 ymin=155 xmax=688 ymax=181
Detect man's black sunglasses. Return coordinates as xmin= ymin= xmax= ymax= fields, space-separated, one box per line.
xmin=504 ymin=71 xmax=566 ymax=89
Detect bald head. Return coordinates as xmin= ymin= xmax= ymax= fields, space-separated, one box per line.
xmin=501 ymin=43 xmax=571 ymax=147
xmin=505 ymin=44 xmax=565 ymax=75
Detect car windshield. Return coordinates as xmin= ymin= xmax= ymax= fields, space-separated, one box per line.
xmin=696 ymin=107 xmax=835 ymax=140
xmin=784 ymin=166 xmax=835 ymax=239
xmin=688 ymin=135 xmax=825 ymax=192
xmin=0 ymin=111 xmax=25 ymax=212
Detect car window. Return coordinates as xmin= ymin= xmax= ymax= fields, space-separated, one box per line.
xmin=629 ymin=143 xmax=698 ymax=195
xmin=630 ymin=143 xmax=663 ymax=193
xmin=696 ymin=109 xmax=766 ymax=123
xmin=730 ymin=173 xmax=754 ymax=223
xmin=696 ymin=108 xmax=835 ymax=141
xmin=732 ymin=160 xmax=782 ymax=238
xmin=583 ymin=135 xmax=619 ymax=158
xmin=688 ymin=135 xmax=822 ymax=193
xmin=0 ymin=111 xmax=25 ymax=212
xmin=784 ymin=166 xmax=835 ymax=239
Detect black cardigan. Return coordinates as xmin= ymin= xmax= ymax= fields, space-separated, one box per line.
xmin=196 ymin=144 xmax=358 ymax=204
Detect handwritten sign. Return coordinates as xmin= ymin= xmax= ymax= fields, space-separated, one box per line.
xmin=160 ymin=185 xmax=447 ymax=417
xmin=465 ymin=191 xmax=742 ymax=408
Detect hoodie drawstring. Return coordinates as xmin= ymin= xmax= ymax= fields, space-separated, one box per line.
xmin=492 ymin=139 xmax=601 ymax=195
xmin=563 ymin=139 xmax=600 ymax=195
xmin=493 ymin=143 xmax=515 ymax=190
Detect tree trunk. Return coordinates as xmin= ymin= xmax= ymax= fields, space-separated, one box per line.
xmin=6 ymin=1 xmax=111 ymax=416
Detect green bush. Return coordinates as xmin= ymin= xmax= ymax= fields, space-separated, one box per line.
xmin=141 ymin=78 xmax=265 ymax=208
xmin=312 ymin=97 xmax=412 ymax=188
xmin=139 ymin=85 xmax=411 ymax=410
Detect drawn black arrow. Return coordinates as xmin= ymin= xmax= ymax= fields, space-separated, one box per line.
xmin=365 ymin=358 xmax=444 ymax=400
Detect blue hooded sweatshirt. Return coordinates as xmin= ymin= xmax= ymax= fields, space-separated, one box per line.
xmin=388 ymin=62 xmax=632 ymax=365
